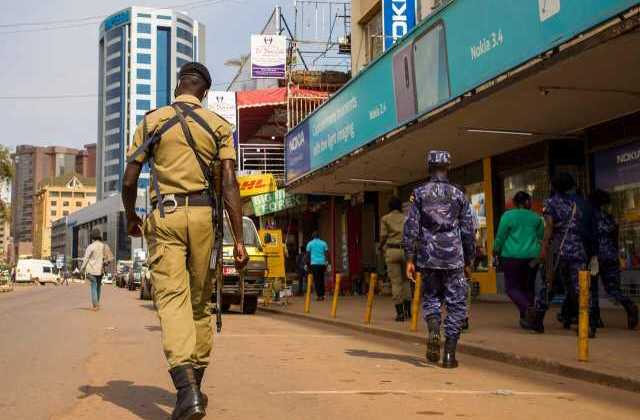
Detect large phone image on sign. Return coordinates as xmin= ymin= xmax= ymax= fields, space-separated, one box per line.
xmin=392 ymin=43 xmax=418 ymax=124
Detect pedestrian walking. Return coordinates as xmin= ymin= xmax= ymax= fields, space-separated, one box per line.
xmin=404 ymin=151 xmax=476 ymax=368
xmin=122 ymin=62 xmax=249 ymax=420
xmin=296 ymin=248 xmax=307 ymax=296
xmin=590 ymin=189 xmax=638 ymax=330
xmin=534 ymin=173 xmax=598 ymax=336
xmin=306 ymin=231 xmax=329 ymax=301
xmin=379 ymin=196 xmax=412 ymax=321
xmin=493 ymin=191 xmax=544 ymax=329
xmin=80 ymin=228 xmax=113 ymax=311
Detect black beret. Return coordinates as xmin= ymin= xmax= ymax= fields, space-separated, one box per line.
xmin=178 ymin=62 xmax=212 ymax=89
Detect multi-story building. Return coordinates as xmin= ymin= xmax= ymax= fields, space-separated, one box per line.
xmin=50 ymin=216 xmax=68 ymax=263
xmin=97 ymin=7 xmax=205 ymax=199
xmin=32 ymin=174 xmax=96 ymax=259
xmin=10 ymin=144 xmax=96 ymax=258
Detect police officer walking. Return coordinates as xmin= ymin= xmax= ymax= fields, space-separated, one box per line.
xmin=403 ymin=151 xmax=476 ymax=368
xmin=122 ymin=62 xmax=248 ymax=420
xmin=379 ymin=196 xmax=412 ymax=321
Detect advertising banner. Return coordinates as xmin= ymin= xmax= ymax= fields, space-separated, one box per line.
xmin=594 ymin=141 xmax=640 ymax=191
xmin=383 ymin=0 xmax=417 ymax=51
xmin=207 ymin=91 xmax=237 ymax=128
xmin=285 ymin=121 xmax=310 ymax=183
xmin=251 ymin=34 xmax=287 ymax=79
xmin=252 ymin=189 xmax=306 ymax=217
xmin=238 ymin=173 xmax=278 ymax=198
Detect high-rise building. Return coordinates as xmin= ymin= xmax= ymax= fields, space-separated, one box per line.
xmin=97 ymin=7 xmax=206 ymax=199
xmin=10 ymin=145 xmax=96 ymax=258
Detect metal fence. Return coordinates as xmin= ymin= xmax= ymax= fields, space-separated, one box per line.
xmin=239 ymin=144 xmax=286 ymax=184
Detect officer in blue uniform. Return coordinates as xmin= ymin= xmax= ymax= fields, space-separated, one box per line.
xmin=403 ymin=151 xmax=476 ymax=368
xmin=535 ymin=173 xmax=598 ymax=336
xmin=591 ymin=189 xmax=638 ymax=330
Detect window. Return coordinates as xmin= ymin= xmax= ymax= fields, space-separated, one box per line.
xmin=106 ymin=56 xmax=120 ymax=71
xmin=43 ymin=266 xmax=52 ymax=273
xmin=177 ymin=18 xmax=191 ymax=26
xmin=502 ymin=167 xmax=549 ymax=214
xmin=61 ymin=192 xmax=72 ymax=197
xmin=63 ymin=201 xmax=69 ymax=206
xmin=106 ymin=133 xmax=120 ymax=146
xmin=105 ymin=180 xmax=118 ymax=192
xmin=106 ymin=42 xmax=121 ymax=56
xmin=105 ymin=118 xmax=120 ymax=131
xmin=136 ymin=84 xmax=151 ymax=95
xmin=137 ymin=38 xmax=152 ymax=49
xmin=177 ymin=57 xmax=189 ymax=69
xmin=176 ymin=27 xmax=192 ymax=43
xmin=136 ymin=115 xmax=145 ymax=124
xmin=105 ymin=148 xmax=120 ymax=161
xmin=106 ymin=102 xmax=120 ymax=116
xmin=51 ymin=200 xmax=57 ymax=206
xmin=105 ymin=164 xmax=120 ymax=176
xmin=413 ymin=23 xmax=450 ymax=112
xmin=106 ymin=72 xmax=120 ymax=86
xmin=137 ymin=68 xmax=151 ymax=79
xmin=136 ymin=99 xmax=151 ymax=110
xmin=137 ymin=23 xmax=151 ymax=33
xmin=76 ymin=201 xmax=82 ymax=207
xmin=106 ymin=87 xmax=120 ymax=101
xmin=137 ymin=13 xmax=151 ymax=18
xmin=87 ymin=192 xmax=96 ymax=197
xmin=157 ymin=27 xmax=172 ymax=107
xmin=157 ymin=15 xmax=172 ymax=20
xmin=63 ymin=211 xmax=69 ymax=216
xmin=51 ymin=210 xmax=57 ymax=217
xmin=49 ymin=191 xmax=59 ymax=197
xmin=177 ymin=42 xmax=193 ymax=58
xmin=137 ymin=53 xmax=151 ymax=64
xmin=364 ymin=11 xmax=383 ymax=63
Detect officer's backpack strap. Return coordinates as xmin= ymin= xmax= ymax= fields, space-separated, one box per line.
xmin=171 ymin=104 xmax=214 ymax=189
xmin=173 ymin=102 xmax=225 ymax=152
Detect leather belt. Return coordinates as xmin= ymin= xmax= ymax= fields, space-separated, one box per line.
xmin=151 ymin=191 xmax=212 ymax=211
xmin=386 ymin=243 xmax=403 ymax=249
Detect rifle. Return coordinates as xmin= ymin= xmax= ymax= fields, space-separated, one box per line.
xmin=212 ymin=160 xmax=224 ymax=333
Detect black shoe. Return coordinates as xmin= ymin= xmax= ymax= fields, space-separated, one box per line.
xmin=531 ymin=311 xmax=545 ymax=334
xmin=462 ymin=317 xmax=469 ymax=331
xmin=194 ymin=367 xmax=208 ymax=408
xmin=426 ymin=318 xmax=441 ymax=363
xmin=442 ymin=337 xmax=459 ymax=369
xmin=403 ymin=300 xmax=412 ymax=320
xmin=395 ymin=304 xmax=405 ymax=322
xmin=519 ymin=317 xmax=532 ymax=330
xmin=169 ymin=364 xmax=206 ymax=420
xmin=623 ymin=302 xmax=639 ymax=330
xmin=589 ymin=326 xmax=597 ymax=339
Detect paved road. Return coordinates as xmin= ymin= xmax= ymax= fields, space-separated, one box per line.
xmin=1 ymin=284 xmax=639 ymax=420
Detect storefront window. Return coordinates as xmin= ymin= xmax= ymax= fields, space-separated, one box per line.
xmin=502 ymin=167 xmax=549 ymax=214
xmin=465 ymin=182 xmax=488 ymax=272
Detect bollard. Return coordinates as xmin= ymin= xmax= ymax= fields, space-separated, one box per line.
xmin=364 ymin=272 xmax=377 ymax=324
xmin=410 ymin=272 xmax=423 ymax=332
xmin=578 ymin=270 xmax=590 ymax=362
xmin=331 ymin=273 xmax=342 ymax=318
xmin=304 ymin=273 xmax=313 ymax=314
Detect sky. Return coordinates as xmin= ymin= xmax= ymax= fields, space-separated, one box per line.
xmin=0 ymin=0 xmax=293 ymax=150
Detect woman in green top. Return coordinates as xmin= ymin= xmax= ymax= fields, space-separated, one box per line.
xmin=494 ymin=191 xmax=544 ymax=329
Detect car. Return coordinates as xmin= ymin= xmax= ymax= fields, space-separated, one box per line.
xmin=128 ymin=259 xmax=145 ymax=291
xmin=102 ymin=273 xmax=114 ymax=285
xmin=213 ymin=216 xmax=267 ymax=315
xmin=116 ymin=261 xmax=132 ymax=288
xmin=15 ymin=259 xmax=59 ymax=285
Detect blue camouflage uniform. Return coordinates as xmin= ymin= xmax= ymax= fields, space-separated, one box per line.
xmin=593 ymin=209 xmax=634 ymax=308
xmin=536 ymin=192 xmax=596 ymax=319
xmin=403 ymin=152 xmax=476 ymax=339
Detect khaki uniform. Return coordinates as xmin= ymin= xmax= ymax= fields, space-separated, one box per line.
xmin=380 ymin=210 xmax=411 ymax=305
xmin=128 ymin=94 xmax=236 ymax=369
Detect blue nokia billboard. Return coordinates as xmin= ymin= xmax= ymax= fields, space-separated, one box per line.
xmin=383 ymin=0 xmax=418 ymax=51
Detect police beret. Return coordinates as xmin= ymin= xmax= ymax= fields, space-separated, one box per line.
xmin=178 ymin=62 xmax=212 ymax=89
xmin=427 ymin=150 xmax=451 ymax=166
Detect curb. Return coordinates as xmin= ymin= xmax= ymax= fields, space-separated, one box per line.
xmin=259 ymin=306 xmax=640 ymax=394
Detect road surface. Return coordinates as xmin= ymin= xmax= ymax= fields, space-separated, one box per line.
xmin=0 ymin=284 xmax=638 ymax=419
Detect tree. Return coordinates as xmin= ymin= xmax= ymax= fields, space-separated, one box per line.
xmin=0 ymin=145 xmax=12 ymax=218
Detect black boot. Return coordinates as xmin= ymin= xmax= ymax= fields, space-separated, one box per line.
xmin=403 ymin=300 xmax=412 ymax=320
xmin=462 ymin=318 xmax=469 ymax=331
xmin=395 ymin=304 xmax=405 ymax=322
xmin=169 ymin=364 xmax=206 ymax=420
xmin=623 ymin=301 xmax=639 ymax=330
xmin=442 ymin=337 xmax=459 ymax=369
xmin=194 ymin=367 xmax=208 ymax=408
xmin=426 ymin=318 xmax=441 ymax=363
xmin=531 ymin=311 xmax=545 ymax=334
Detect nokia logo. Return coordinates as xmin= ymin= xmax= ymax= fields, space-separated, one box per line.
xmin=391 ymin=0 xmax=409 ymax=42
xmin=288 ymin=133 xmax=305 ymax=152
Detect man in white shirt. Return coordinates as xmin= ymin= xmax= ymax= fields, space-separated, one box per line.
xmin=81 ymin=228 xmax=112 ymax=310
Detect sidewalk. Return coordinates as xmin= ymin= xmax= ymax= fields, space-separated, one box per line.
xmin=260 ymin=294 xmax=640 ymax=392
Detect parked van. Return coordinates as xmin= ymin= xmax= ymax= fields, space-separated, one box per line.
xmin=15 ymin=259 xmax=59 ymax=285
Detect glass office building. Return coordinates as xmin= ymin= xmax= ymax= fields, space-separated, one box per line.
xmin=97 ymin=7 xmax=205 ymax=199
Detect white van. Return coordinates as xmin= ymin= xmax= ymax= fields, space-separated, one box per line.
xmin=15 ymin=259 xmax=59 ymax=285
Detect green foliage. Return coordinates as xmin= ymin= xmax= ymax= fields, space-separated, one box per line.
xmin=0 ymin=145 xmax=11 ymax=182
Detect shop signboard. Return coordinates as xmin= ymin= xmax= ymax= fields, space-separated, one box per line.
xmin=238 ymin=173 xmax=277 ymax=198
xmin=207 ymin=91 xmax=237 ymax=129
xmin=594 ymin=141 xmax=640 ymax=191
xmin=285 ymin=0 xmax=638 ymax=184
xmin=285 ymin=120 xmax=310 ymax=183
xmin=251 ymin=189 xmax=306 ymax=217
xmin=382 ymin=0 xmax=418 ymax=51
xmin=101 ymin=9 xmax=130 ymax=32
xmin=251 ymin=34 xmax=287 ymax=79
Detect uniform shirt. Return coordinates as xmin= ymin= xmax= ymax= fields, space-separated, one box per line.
xmin=380 ymin=210 xmax=405 ymax=246
xmin=306 ymin=238 xmax=329 ymax=266
xmin=543 ymin=192 xmax=594 ymax=263
xmin=403 ymin=174 xmax=476 ymax=270
xmin=127 ymin=94 xmax=236 ymax=200
xmin=594 ymin=209 xmax=618 ymax=262
xmin=494 ymin=208 xmax=544 ymax=259
xmin=80 ymin=240 xmax=106 ymax=276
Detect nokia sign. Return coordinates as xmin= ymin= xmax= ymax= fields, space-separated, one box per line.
xmin=383 ymin=0 xmax=417 ymax=51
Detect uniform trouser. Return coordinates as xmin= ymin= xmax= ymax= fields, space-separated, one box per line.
xmin=385 ymin=248 xmax=411 ymax=305
xmin=593 ymin=259 xmax=634 ymax=311
xmin=144 ymin=205 xmax=214 ymax=370
xmin=421 ymin=268 xmax=468 ymax=339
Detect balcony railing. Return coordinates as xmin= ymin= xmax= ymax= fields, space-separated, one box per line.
xmin=238 ymin=143 xmax=285 ymax=184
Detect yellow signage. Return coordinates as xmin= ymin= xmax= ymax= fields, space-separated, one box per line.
xmin=238 ymin=173 xmax=277 ymax=198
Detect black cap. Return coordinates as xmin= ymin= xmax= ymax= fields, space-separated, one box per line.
xmin=178 ymin=62 xmax=212 ymax=89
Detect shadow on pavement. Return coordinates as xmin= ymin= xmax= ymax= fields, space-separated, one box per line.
xmin=145 ymin=325 xmax=162 ymax=332
xmin=345 ymin=349 xmax=431 ymax=368
xmin=78 ymin=381 xmax=173 ymax=420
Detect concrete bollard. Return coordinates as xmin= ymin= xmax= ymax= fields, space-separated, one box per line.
xmin=578 ymin=270 xmax=590 ymax=362
xmin=364 ymin=272 xmax=377 ymax=324
xmin=331 ymin=273 xmax=342 ymax=318
xmin=410 ymin=272 xmax=423 ymax=332
xmin=304 ymin=273 xmax=313 ymax=314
